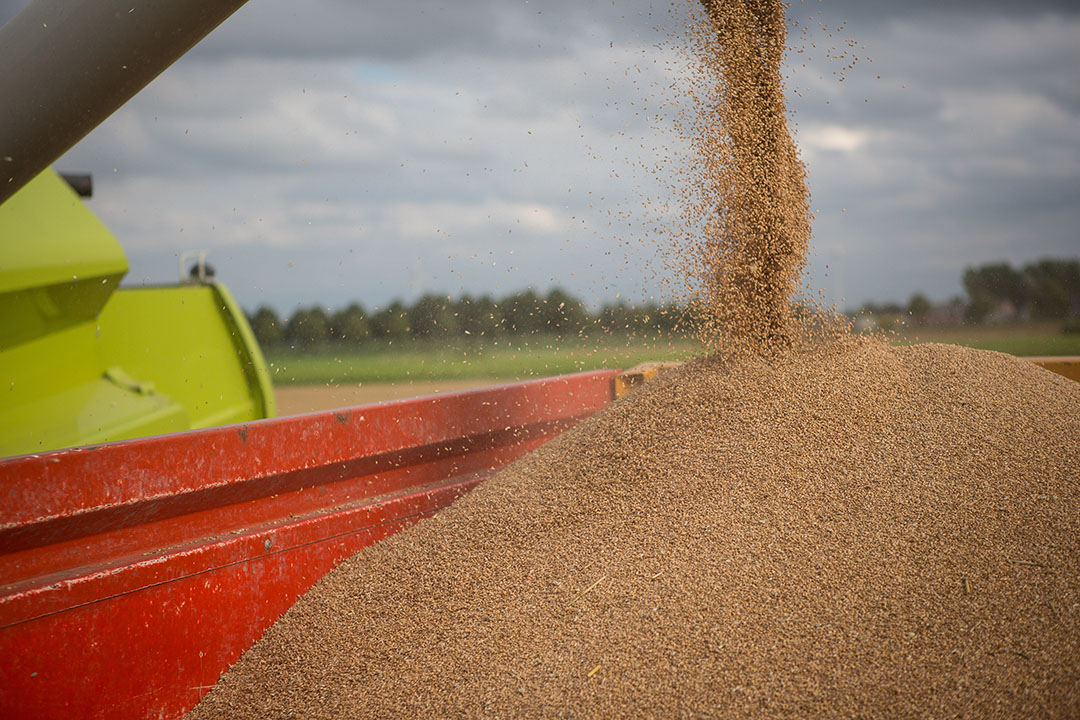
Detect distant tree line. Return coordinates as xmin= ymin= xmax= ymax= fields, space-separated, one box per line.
xmin=251 ymin=259 xmax=1079 ymax=350
xmin=962 ymin=259 xmax=1079 ymax=322
xmin=247 ymin=288 xmax=690 ymax=350
xmin=857 ymin=258 xmax=1079 ymax=327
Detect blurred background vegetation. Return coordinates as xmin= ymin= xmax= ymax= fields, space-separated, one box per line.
xmin=250 ymin=258 xmax=1079 ymax=385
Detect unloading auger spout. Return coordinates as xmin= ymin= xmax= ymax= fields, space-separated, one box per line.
xmin=0 ymin=0 xmax=251 ymax=206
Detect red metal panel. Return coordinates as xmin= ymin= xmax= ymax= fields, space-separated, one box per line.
xmin=0 ymin=370 xmax=617 ymax=719
xmin=0 ymin=479 xmax=469 ymax=720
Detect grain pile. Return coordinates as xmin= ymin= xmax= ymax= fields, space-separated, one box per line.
xmin=189 ymin=0 xmax=1080 ymax=715
xmin=190 ymin=340 xmax=1080 ymax=718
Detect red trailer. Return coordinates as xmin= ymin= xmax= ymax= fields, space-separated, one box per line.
xmin=0 ymin=371 xmax=618 ymax=720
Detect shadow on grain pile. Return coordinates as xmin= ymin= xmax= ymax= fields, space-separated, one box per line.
xmin=189 ymin=338 xmax=1080 ymax=719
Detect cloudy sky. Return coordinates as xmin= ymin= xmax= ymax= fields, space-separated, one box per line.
xmin=2 ymin=0 xmax=1078 ymax=314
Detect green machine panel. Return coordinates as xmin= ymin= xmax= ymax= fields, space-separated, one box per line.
xmin=97 ymin=283 xmax=275 ymax=431
xmin=0 ymin=170 xmax=274 ymax=458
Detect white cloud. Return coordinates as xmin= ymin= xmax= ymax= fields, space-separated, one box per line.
xmin=800 ymin=124 xmax=873 ymax=153
xmin=381 ymin=202 xmax=567 ymax=239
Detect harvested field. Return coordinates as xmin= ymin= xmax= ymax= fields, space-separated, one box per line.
xmin=189 ymin=340 xmax=1080 ymax=719
xmin=273 ymin=380 xmax=498 ymax=416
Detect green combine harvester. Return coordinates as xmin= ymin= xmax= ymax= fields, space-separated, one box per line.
xmin=0 ymin=0 xmax=273 ymax=457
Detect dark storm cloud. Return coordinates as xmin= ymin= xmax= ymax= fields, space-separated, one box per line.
xmin=3 ymin=0 xmax=1076 ymax=55
xmin=786 ymin=0 xmax=1078 ymax=28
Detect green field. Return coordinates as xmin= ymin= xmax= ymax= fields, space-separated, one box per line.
xmin=266 ymin=325 xmax=1079 ymax=386
xmin=266 ymin=335 xmax=705 ymax=385
xmin=892 ymin=322 xmax=1080 ymax=357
